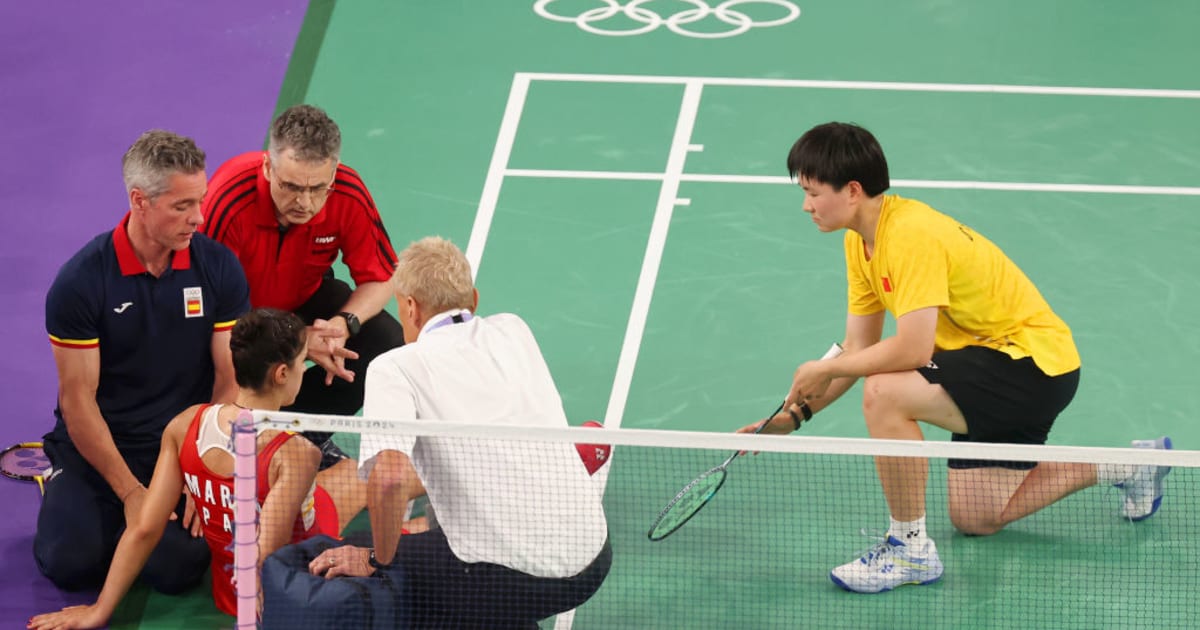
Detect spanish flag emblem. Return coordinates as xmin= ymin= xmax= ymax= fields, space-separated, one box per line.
xmin=183 ymin=287 xmax=204 ymax=318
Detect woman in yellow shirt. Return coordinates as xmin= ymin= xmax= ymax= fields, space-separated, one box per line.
xmin=741 ymin=122 xmax=1170 ymax=594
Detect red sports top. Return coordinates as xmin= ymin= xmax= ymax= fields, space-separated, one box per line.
xmin=179 ymin=404 xmax=338 ymax=617
xmin=201 ymin=151 xmax=398 ymax=311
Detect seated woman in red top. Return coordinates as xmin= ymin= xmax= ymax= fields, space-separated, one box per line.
xmin=29 ymin=308 xmax=353 ymax=628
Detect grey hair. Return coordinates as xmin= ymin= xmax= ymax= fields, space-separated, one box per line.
xmin=121 ymin=130 xmax=206 ymax=198
xmin=268 ymin=104 xmax=342 ymax=163
xmin=393 ymin=237 xmax=475 ymax=314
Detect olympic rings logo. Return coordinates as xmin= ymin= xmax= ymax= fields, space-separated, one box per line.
xmin=533 ymin=0 xmax=801 ymax=39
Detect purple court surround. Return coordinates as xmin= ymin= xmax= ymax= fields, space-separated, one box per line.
xmin=0 ymin=1 xmax=308 ymax=621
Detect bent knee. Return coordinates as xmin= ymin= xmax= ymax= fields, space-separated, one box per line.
xmin=142 ymin=534 xmax=209 ymax=594
xmin=861 ymin=374 xmax=890 ymax=412
xmin=949 ymin=513 xmax=1004 ymax=537
xmin=35 ymin=534 xmax=108 ymax=590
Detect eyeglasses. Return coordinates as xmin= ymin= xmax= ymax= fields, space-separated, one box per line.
xmin=268 ymin=165 xmax=336 ymax=198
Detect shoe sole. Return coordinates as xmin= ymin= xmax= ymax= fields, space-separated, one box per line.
xmin=829 ymin=572 xmax=943 ymax=594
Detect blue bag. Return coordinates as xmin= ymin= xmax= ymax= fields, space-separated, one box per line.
xmin=261 ymin=535 xmax=410 ymax=629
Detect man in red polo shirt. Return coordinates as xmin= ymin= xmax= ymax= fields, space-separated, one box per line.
xmin=202 ymin=104 xmax=405 ymax=465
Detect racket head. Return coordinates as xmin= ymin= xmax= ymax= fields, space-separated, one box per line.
xmin=647 ymin=466 xmax=728 ymax=541
xmin=0 ymin=442 xmax=49 ymax=482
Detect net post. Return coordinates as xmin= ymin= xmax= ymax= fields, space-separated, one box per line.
xmin=232 ymin=409 xmax=258 ymax=628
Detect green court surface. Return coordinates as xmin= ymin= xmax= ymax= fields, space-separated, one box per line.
xmin=118 ymin=1 xmax=1200 ymax=627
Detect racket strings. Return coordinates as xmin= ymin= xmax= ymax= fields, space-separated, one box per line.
xmin=0 ymin=443 xmax=50 ymax=480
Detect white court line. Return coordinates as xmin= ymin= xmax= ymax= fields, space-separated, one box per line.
xmin=518 ymin=71 xmax=1200 ymax=99
xmin=504 ymin=168 xmax=1200 ymax=196
xmin=603 ymin=81 xmax=705 ymax=432
xmin=465 ymin=74 xmax=532 ymax=279
xmin=555 ymin=79 xmax=707 ymax=630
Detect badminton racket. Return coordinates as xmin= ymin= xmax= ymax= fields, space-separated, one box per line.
xmin=647 ymin=343 xmax=843 ymax=541
xmin=1 ymin=441 xmax=51 ymax=494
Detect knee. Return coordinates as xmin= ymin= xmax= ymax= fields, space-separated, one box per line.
xmin=142 ymin=533 xmax=210 ymax=594
xmin=861 ymin=374 xmax=906 ymax=427
xmin=949 ymin=510 xmax=1003 ymax=537
xmin=35 ymin=530 xmax=108 ymax=590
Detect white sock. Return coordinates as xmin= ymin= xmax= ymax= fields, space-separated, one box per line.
xmin=888 ymin=515 xmax=928 ymax=547
xmin=1097 ymin=462 xmax=1135 ymax=485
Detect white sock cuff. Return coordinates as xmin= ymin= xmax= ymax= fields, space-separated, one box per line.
xmin=889 ymin=515 xmax=927 ymax=543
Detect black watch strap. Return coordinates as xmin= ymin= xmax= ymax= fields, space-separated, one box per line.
xmin=337 ymin=311 xmax=361 ymax=337
xmin=787 ymin=402 xmax=814 ymax=431
xmin=368 ymin=548 xmax=386 ymax=570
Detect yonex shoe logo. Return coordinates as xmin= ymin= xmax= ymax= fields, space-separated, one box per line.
xmin=533 ymin=0 xmax=801 ymax=39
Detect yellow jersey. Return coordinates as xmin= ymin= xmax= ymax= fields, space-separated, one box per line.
xmin=844 ymin=195 xmax=1080 ymax=376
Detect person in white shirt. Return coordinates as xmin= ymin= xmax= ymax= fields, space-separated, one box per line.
xmin=307 ymin=236 xmax=611 ymax=629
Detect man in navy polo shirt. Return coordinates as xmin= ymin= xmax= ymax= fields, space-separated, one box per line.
xmin=35 ymin=130 xmax=250 ymax=593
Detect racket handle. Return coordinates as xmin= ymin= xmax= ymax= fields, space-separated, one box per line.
xmin=787 ymin=343 xmax=843 ymax=430
xmin=820 ymin=342 xmax=844 ymax=360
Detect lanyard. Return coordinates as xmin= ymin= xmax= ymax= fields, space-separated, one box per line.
xmin=425 ymin=310 xmax=474 ymax=334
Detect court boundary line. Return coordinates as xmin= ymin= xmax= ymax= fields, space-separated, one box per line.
xmin=504 ymin=168 xmax=1200 ymax=196
xmin=520 ymin=71 xmax=1200 ymax=99
xmin=466 ymin=74 xmax=531 ymax=278
xmin=602 ymin=81 xmax=705 ymax=431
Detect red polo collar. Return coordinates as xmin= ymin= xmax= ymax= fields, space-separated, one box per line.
xmin=112 ymin=212 xmax=192 ymax=276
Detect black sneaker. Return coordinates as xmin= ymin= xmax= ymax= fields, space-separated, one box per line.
xmin=317 ymin=438 xmax=351 ymax=471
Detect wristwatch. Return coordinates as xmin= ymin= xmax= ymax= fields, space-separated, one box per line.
xmin=337 ymin=311 xmax=361 ymax=337
xmin=368 ymin=548 xmax=386 ymax=571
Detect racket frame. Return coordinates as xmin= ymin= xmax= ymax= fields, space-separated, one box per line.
xmin=647 ymin=464 xmax=729 ymax=541
xmin=646 ymin=342 xmax=845 ymax=541
xmin=0 ymin=441 xmax=49 ymax=482
xmin=646 ymin=401 xmax=782 ymax=541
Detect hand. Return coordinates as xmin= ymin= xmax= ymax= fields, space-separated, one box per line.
xmin=172 ymin=489 xmax=204 ymax=537
xmin=733 ymin=406 xmax=791 ymax=456
xmin=785 ymin=360 xmax=833 ymax=410
xmin=308 ymin=545 xmax=374 ymax=579
xmin=735 ymin=410 xmax=791 ymax=437
xmin=27 ymin=603 xmax=109 ymax=629
xmin=306 ymin=321 xmax=360 ymax=385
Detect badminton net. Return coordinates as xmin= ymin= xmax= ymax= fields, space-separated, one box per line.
xmin=233 ymin=411 xmax=1198 ymax=629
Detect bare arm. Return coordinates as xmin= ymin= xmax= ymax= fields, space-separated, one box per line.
xmin=89 ymin=420 xmax=187 ymax=614
xmin=792 ymin=310 xmax=890 ymax=414
xmin=52 ymin=345 xmax=139 ymax=500
xmin=210 ymin=329 xmax=236 ymax=404
xmin=367 ymin=449 xmax=422 ymax=565
xmin=258 ymin=436 xmax=321 ymax=563
xmin=339 ymin=280 xmax=393 ymax=324
xmin=28 ymin=414 xmax=189 ymax=629
xmin=816 ymin=306 xmax=938 ymax=383
xmin=748 ymin=310 xmax=888 ymax=435
xmin=780 ymin=306 xmax=938 ymax=421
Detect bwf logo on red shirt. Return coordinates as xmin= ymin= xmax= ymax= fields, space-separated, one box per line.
xmin=881 ymin=277 xmax=893 ymax=293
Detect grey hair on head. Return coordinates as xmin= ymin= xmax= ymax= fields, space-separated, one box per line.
xmin=121 ymin=130 xmax=207 ymax=198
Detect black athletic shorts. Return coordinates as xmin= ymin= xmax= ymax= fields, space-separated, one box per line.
xmin=916 ymin=345 xmax=1080 ymax=470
